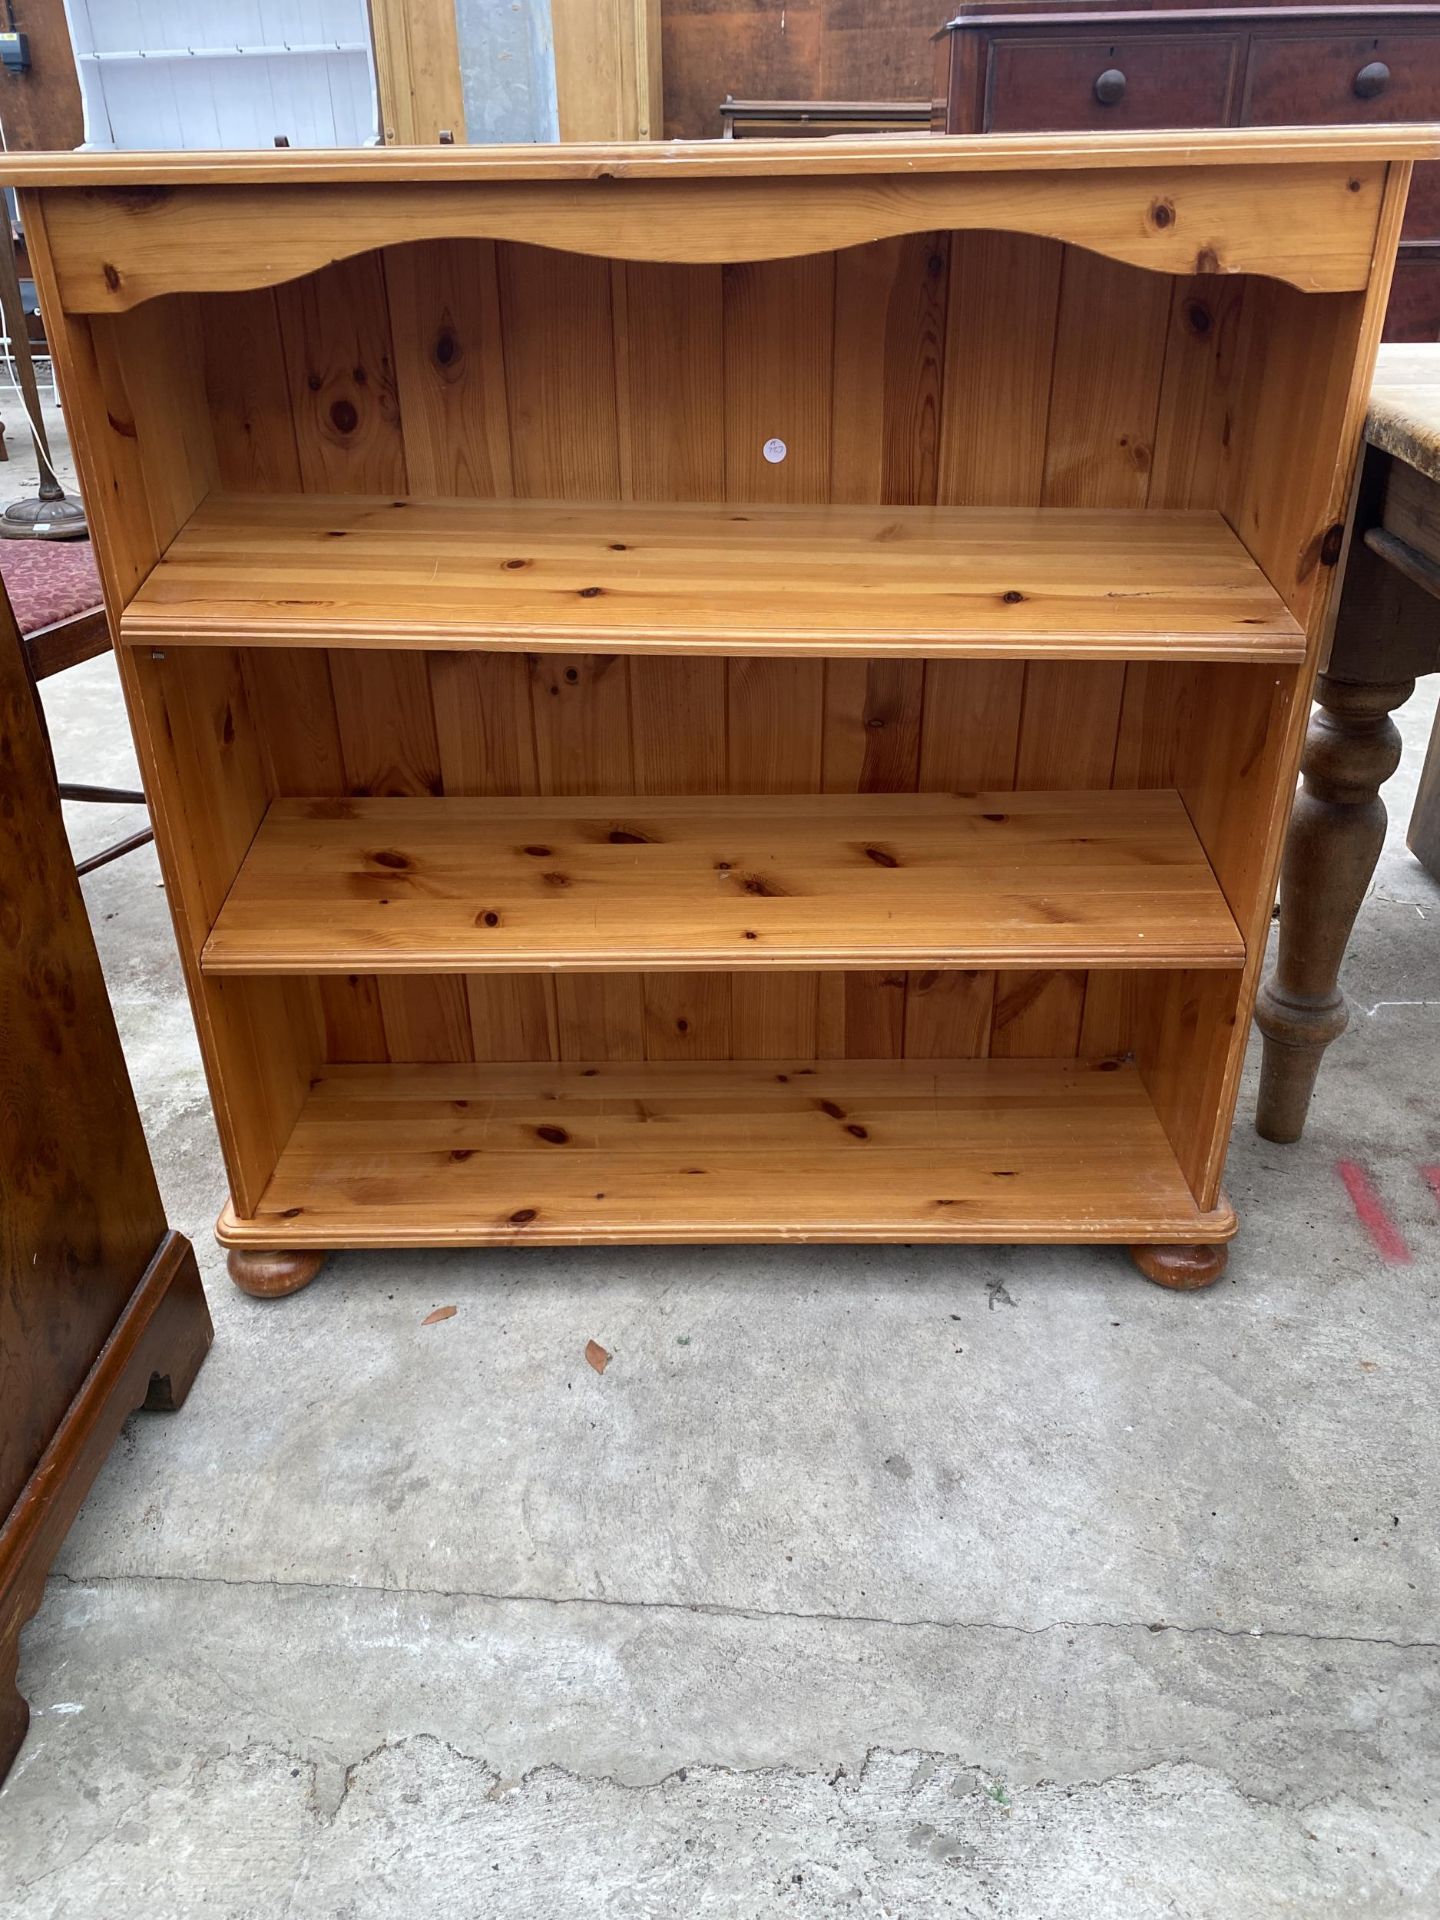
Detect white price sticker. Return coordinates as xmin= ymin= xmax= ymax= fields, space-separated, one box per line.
xmin=762 ymin=437 xmax=788 ymax=465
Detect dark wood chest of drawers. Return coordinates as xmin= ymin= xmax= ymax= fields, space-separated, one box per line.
xmin=936 ymin=2 xmax=1440 ymax=336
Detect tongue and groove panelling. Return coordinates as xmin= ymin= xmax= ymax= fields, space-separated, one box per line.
xmin=195 ymin=233 xmax=1249 ymax=1069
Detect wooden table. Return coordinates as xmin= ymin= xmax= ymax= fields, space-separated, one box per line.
xmin=3 ymin=129 xmax=1427 ymax=1292
xmin=1256 ymin=344 xmax=1440 ymax=1139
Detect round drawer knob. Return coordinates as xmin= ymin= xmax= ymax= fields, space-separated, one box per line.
xmin=1353 ymin=60 xmax=1390 ymax=99
xmin=1094 ymin=67 xmax=1127 ymax=105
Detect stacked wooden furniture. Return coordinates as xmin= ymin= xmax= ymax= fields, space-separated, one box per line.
xmin=4 ymin=132 xmax=1426 ymax=1293
xmin=935 ymin=2 xmax=1440 ymax=338
xmin=1 ymin=585 xmax=211 ymax=1784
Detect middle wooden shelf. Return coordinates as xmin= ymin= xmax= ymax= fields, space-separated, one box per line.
xmin=201 ymin=790 xmax=1243 ymax=976
xmin=120 ymin=494 xmax=1305 ymax=662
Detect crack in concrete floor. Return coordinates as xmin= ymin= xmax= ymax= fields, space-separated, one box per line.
xmin=44 ymin=1567 xmax=1440 ymax=1653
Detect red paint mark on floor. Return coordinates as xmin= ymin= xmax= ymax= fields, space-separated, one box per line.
xmin=1336 ymin=1161 xmax=1411 ymax=1264
xmin=1422 ymin=1165 xmax=1440 ymax=1209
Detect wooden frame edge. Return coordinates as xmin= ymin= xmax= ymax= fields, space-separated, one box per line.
xmin=0 ymin=1232 xmax=213 ymax=1787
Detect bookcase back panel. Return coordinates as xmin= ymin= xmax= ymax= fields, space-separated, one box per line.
xmin=195 ymin=234 xmax=1254 ymax=515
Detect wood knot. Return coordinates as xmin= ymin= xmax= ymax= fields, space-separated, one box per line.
xmin=742 ymin=873 xmax=785 ymax=896
xmin=536 ymin=1125 xmax=570 ymax=1145
xmin=578 ymin=586 xmax=603 ymax=598
xmin=1149 ymin=197 xmax=1176 ymax=230
xmin=1185 ymin=299 xmax=1212 ymax=337
xmin=1194 ymin=247 xmax=1220 ymax=275
xmin=477 ymin=910 xmax=501 ymax=927
xmin=608 ymin=827 xmax=654 ymax=844
xmin=846 ymin=1124 xmax=869 ymax=1140
xmin=109 ymin=185 xmax=170 ymax=213
xmin=434 ymin=328 xmax=459 ymax=368
xmin=329 ymin=398 xmax=359 ymax=435
xmin=1320 ymin=522 xmax=1346 ymax=566
xmin=102 ymin=262 xmax=121 ymax=291
xmin=509 ymin=1208 xmax=538 ymax=1225
xmin=368 ymin=848 xmax=410 ymax=870
xmin=863 ymin=845 xmax=899 ymax=868
xmin=1002 ymin=590 xmax=1025 ymax=604
xmin=450 ymin=1149 xmax=474 ymax=1162
xmin=541 ymin=871 xmax=571 ymax=888
xmin=504 ymin=557 xmax=529 ymax=570
xmin=523 ymin=844 xmax=552 ymax=857
xmin=820 ymin=1101 xmax=847 ymax=1120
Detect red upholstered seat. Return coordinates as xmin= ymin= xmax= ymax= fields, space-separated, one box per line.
xmin=0 ymin=538 xmax=101 ymax=637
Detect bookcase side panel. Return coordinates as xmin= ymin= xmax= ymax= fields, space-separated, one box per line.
xmin=1175 ymin=161 xmax=1412 ymax=1205
xmin=21 ymin=209 xmax=322 ymax=1216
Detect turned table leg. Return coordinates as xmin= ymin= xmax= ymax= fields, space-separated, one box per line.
xmin=1130 ymin=1243 xmax=1229 ymax=1290
xmin=1255 ymin=674 xmax=1413 ymax=1145
xmin=226 ymin=1248 xmax=327 ymax=1297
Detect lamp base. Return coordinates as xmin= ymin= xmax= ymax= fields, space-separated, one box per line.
xmin=0 ymin=491 xmax=88 ymax=540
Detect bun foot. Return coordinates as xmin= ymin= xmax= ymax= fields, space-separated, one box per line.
xmin=1130 ymin=1242 xmax=1229 ymax=1291
xmin=226 ymin=1247 xmax=327 ymax=1298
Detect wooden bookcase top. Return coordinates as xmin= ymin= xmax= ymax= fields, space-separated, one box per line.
xmin=2 ymin=126 xmax=1436 ymax=185
xmin=9 ymin=127 xmax=1434 ymax=311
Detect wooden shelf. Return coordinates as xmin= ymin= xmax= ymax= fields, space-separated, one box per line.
xmin=201 ymin=791 xmax=1244 ymax=976
xmin=215 ymin=1057 xmax=1235 ymax=1250
xmin=125 ymin=496 xmax=1305 ymax=663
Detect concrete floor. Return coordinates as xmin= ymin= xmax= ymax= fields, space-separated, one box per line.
xmin=1 ymin=399 xmax=1438 ymax=1914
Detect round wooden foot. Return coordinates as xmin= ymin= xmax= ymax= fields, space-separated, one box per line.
xmin=1129 ymin=1242 xmax=1229 ymax=1291
xmin=226 ymin=1247 xmax=327 ymax=1298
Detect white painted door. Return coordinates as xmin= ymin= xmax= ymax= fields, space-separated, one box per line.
xmin=64 ymin=0 xmax=380 ymax=148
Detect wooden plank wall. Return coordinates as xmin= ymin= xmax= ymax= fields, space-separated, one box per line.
xmin=191 ymin=234 xmax=1281 ymax=1076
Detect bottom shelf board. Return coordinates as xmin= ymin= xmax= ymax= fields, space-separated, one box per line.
xmin=217 ymin=1058 xmax=1234 ymax=1249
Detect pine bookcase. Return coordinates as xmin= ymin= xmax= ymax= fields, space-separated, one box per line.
xmin=7 ymin=129 xmax=1431 ymax=1294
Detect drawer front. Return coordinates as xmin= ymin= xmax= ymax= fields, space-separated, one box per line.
xmin=1383 ymin=255 xmax=1440 ymax=341
xmin=1244 ymin=32 xmax=1440 ymax=124
xmin=984 ymin=34 xmax=1240 ymax=132
xmin=1403 ymin=160 xmax=1440 ymax=243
